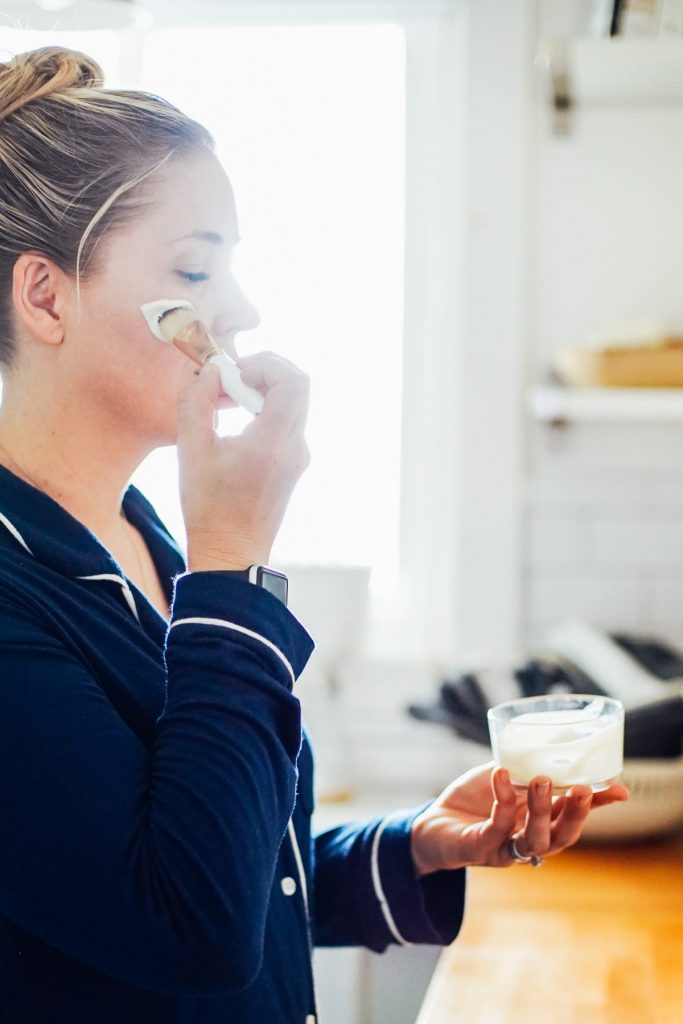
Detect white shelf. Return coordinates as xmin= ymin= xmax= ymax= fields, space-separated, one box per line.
xmin=530 ymin=386 xmax=683 ymax=423
xmin=537 ymin=37 xmax=683 ymax=118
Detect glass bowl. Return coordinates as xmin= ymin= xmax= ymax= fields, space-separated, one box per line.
xmin=487 ymin=694 xmax=625 ymax=792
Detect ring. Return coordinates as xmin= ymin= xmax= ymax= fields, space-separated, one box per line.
xmin=508 ymin=835 xmax=543 ymax=868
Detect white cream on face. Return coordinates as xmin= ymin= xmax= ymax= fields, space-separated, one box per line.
xmin=139 ymin=298 xmax=197 ymax=342
xmin=138 ymin=296 xmax=264 ymax=416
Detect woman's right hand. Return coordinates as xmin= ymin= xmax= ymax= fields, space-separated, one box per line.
xmin=176 ymin=352 xmax=311 ymax=572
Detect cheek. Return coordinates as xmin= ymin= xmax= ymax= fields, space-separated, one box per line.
xmin=73 ymin=275 xmax=204 ymax=438
xmin=78 ymin=304 xmax=192 ymax=427
xmin=91 ymin=289 xmax=189 ymax=379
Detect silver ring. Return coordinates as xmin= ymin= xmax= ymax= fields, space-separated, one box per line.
xmin=508 ymin=835 xmax=543 ymax=868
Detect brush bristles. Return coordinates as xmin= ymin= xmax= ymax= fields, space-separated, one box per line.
xmin=157 ymin=305 xmax=198 ymax=343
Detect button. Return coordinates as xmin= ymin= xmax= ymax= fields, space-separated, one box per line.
xmin=281 ymin=876 xmax=297 ymax=896
xmin=305 ymin=1017 xmax=316 ymax=1024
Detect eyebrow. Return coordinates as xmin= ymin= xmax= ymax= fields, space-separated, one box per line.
xmin=167 ymin=231 xmax=241 ymax=246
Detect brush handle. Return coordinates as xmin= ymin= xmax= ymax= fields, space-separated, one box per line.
xmin=208 ymin=352 xmax=264 ymax=415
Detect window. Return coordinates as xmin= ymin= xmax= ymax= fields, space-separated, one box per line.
xmin=137 ymin=22 xmax=406 ymax=597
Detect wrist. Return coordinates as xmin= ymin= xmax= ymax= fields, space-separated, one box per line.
xmin=187 ymin=554 xmax=252 ymax=572
xmin=186 ymin=538 xmax=271 ymax=573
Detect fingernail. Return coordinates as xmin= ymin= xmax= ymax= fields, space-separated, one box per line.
xmin=537 ymin=781 xmax=550 ymax=796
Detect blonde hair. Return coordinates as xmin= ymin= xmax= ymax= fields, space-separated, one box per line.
xmin=0 ymin=45 xmax=214 ymax=369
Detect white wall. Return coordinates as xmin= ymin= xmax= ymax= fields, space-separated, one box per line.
xmin=532 ymin=106 xmax=683 ymax=367
xmin=525 ymin=61 xmax=683 ymax=651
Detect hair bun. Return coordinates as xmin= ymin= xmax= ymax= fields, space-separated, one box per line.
xmin=0 ymin=46 xmax=104 ymax=122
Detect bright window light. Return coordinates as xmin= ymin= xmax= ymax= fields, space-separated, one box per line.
xmin=136 ymin=23 xmax=406 ymax=594
xmin=0 ymin=0 xmax=152 ymax=75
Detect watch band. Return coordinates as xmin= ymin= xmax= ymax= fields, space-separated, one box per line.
xmin=221 ymin=565 xmax=288 ymax=607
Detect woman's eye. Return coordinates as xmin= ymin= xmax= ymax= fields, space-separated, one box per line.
xmin=176 ymin=271 xmax=210 ymax=283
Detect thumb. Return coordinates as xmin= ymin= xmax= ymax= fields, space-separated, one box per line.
xmin=176 ymin=362 xmax=221 ymax=457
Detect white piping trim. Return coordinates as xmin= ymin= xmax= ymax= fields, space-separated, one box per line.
xmin=287 ymin=817 xmax=319 ymax=1015
xmin=170 ymin=617 xmax=295 ymax=687
xmin=0 ymin=512 xmax=143 ymax=626
xmin=287 ymin=818 xmax=309 ymax=916
xmin=370 ymin=815 xmax=411 ymax=946
xmin=75 ymin=573 xmax=141 ymax=625
xmin=0 ymin=513 xmax=33 ymax=555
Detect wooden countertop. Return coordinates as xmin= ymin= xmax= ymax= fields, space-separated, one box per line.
xmin=416 ymin=833 xmax=683 ymax=1024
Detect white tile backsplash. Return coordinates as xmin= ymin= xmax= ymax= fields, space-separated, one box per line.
xmin=298 ymin=658 xmax=488 ymax=802
xmin=527 ymin=471 xmax=645 ymax=513
xmin=527 ymin=566 xmax=643 ymax=632
xmin=588 ymin=518 xmax=670 ymax=568
xmin=643 ymin=474 xmax=683 ymax=510
xmin=528 ymin=515 xmax=589 ymax=567
xmin=648 ymin=577 xmax=683 ymax=636
xmin=525 ymin=421 xmax=683 ymax=649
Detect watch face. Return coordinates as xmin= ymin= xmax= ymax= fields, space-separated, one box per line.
xmin=257 ymin=567 xmax=288 ymax=606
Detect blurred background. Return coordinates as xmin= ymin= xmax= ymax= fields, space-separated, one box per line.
xmin=2 ymin=1 xmax=683 ymax=1021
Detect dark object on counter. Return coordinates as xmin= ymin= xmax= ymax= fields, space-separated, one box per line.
xmin=438 ymin=676 xmax=489 ymax=746
xmin=611 ymin=633 xmax=683 ymax=681
xmin=515 ymin=655 xmax=606 ymax=700
xmin=623 ymin=698 xmax=683 ymax=758
xmin=408 ymin=674 xmax=495 ymax=749
xmin=611 ymin=0 xmax=625 ymax=36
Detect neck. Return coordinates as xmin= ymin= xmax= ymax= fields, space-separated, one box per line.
xmin=0 ymin=384 xmax=153 ymax=544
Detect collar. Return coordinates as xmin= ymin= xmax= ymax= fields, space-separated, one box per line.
xmin=0 ymin=464 xmax=186 ymax=621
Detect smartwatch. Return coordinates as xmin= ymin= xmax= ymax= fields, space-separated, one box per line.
xmin=222 ymin=565 xmax=288 ymax=607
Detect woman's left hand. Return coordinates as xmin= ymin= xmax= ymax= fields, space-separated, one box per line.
xmin=409 ymin=762 xmax=629 ymax=875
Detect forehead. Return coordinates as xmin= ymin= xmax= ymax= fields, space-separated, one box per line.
xmin=140 ymin=153 xmax=239 ymax=244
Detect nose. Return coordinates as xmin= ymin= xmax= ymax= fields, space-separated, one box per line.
xmin=211 ymin=278 xmax=261 ymax=342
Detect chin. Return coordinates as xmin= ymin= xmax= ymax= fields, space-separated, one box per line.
xmin=125 ymin=391 xmax=181 ymax=449
xmin=155 ymin=409 xmax=185 ymax=448
xmin=132 ymin=362 xmax=206 ymax=446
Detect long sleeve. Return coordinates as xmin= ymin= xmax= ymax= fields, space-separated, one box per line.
xmin=0 ymin=571 xmax=314 ymax=995
xmin=312 ymin=804 xmax=466 ymax=951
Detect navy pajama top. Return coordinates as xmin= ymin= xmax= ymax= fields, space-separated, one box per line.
xmin=0 ymin=464 xmax=466 ymax=1022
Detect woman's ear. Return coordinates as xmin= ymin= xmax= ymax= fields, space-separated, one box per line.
xmin=11 ymin=252 xmax=71 ymax=348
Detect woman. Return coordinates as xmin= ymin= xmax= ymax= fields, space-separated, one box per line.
xmin=0 ymin=46 xmax=628 ymax=1023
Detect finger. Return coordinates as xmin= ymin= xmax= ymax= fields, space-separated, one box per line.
xmin=176 ymin=361 xmax=221 ymax=457
xmin=235 ymin=351 xmax=307 ymax=399
xmin=516 ymin=777 xmax=553 ymax=857
xmin=550 ymin=794 xmax=566 ymax=821
xmin=235 ymin=349 xmax=302 ymax=364
xmin=215 ymin=395 xmax=239 ymax=410
xmin=549 ymin=785 xmax=593 ymax=849
xmin=192 ymin=368 xmax=238 ymax=411
xmin=235 ymin=350 xmax=302 ymax=387
xmin=238 ymin=354 xmax=310 ymax=438
xmin=589 ymin=783 xmax=630 ymax=809
xmin=477 ymin=768 xmax=518 ymax=851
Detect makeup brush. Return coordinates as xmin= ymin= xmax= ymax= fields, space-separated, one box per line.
xmin=139 ymin=298 xmax=264 ymax=415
